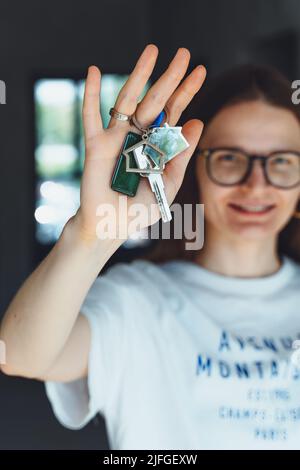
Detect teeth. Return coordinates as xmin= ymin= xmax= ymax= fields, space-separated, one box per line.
xmin=236 ymin=205 xmax=271 ymax=212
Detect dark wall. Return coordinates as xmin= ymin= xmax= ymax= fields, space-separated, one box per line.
xmin=1 ymin=0 xmax=300 ymax=450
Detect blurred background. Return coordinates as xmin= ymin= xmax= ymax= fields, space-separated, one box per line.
xmin=1 ymin=0 xmax=300 ymax=450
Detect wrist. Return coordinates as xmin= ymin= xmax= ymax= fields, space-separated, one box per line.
xmin=60 ymin=213 xmax=123 ymax=266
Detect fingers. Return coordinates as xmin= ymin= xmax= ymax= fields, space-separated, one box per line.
xmin=164 ymin=119 xmax=204 ymax=196
xmin=166 ymin=65 xmax=207 ymax=126
xmin=135 ymin=48 xmax=191 ymax=128
xmin=107 ymin=44 xmax=159 ymax=129
xmin=82 ymin=66 xmax=103 ymax=140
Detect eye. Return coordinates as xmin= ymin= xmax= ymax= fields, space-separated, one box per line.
xmin=217 ymin=153 xmax=237 ymax=162
xmin=211 ymin=150 xmax=247 ymax=166
xmin=271 ymin=156 xmax=291 ymax=165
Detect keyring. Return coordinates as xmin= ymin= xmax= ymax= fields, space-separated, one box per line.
xmin=130 ymin=106 xmax=170 ymax=133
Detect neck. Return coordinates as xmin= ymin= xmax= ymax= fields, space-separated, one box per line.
xmin=195 ymin=225 xmax=281 ymax=278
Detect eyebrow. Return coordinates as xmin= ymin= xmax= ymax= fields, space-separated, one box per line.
xmin=196 ymin=145 xmax=300 ymax=154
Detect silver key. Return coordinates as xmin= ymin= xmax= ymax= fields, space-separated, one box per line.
xmin=148 ymin=173 xmax=172 ymax=223
xmin=133 ymin=146 xmax=172 ymax=223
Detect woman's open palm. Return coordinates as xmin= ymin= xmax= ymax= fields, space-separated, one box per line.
xmin=76 ymin=45 xmax=206 ymax=242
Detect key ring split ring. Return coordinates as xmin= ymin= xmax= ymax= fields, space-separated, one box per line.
xmin=130 ymin=106 xmax=170 ymax=133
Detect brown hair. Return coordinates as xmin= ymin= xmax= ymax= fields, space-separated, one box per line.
xmin=144 ymin=64 xmax=300 ymax=264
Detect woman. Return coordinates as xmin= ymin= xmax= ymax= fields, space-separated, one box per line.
xmin=2 ymin=44 xmax=300 ymax=450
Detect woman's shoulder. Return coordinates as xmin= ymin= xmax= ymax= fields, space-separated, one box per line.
xmin=87 ymin=259 xmax=191 ymax=304
xmin=97 ymin=258 xmax=180 ymax=287
xmin=83 ymin=259 xmax=185 ymax=316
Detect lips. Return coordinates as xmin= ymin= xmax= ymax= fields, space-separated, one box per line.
xmin=228 ymin=202 xmax=276 ymax=215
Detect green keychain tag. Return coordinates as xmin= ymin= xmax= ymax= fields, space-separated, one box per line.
xmin=110 ymin=132 xmax=141 ymax=197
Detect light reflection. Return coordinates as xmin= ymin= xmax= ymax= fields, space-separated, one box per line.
xmin=35 ymin=80 xmax=76 ymax=106
xmin=35 ymin=206 xmax=58 ymax=224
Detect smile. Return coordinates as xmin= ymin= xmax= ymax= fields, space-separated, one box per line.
xmin=228 ymin=203 xmax=276 ymax=215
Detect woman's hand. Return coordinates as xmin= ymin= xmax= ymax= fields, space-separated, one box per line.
xmin=75 ymin=44 xmax=206 ymax=243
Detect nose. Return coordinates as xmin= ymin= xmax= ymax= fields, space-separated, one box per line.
xmin=244 ymin=159 xmax=268 ymax=189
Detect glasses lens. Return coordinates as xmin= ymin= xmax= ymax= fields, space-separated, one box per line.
xmin=208 ymin=149 xmax=248 ymax=185
xmin=267 ymin=153 xmax=300 ymax=188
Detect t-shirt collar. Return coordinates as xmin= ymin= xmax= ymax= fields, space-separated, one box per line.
xmin=163 ymin=255 xmax=298 ymax=296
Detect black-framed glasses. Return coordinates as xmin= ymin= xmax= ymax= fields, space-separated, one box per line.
xmin=197 ymin=147 xmax=300 ymax=189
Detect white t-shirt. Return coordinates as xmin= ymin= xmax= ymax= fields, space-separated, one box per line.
xmin=45 ymin=255 xmax=300 ymax=450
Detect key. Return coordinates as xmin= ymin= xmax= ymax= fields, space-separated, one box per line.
xmin=134 ymin=146 xmax=172 ymax=223
xmin=148 ymin=173 xmax=172 ymax=223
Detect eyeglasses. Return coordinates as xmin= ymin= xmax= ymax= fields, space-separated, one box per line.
xmin=197 ymin=147 xmax=300 ymax=189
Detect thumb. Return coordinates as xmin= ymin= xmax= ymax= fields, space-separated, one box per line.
xmin=164 ymin=119 xmax=204 ymax=194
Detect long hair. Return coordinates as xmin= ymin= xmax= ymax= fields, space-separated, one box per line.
xmin=144 ymin=64 xmax=300 ymax=264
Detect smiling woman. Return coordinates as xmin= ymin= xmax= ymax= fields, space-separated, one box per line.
xmin=3 ymin=50 xmax=300 ymax=451
xmin=147 ymin=64 xmax=300 ymax=268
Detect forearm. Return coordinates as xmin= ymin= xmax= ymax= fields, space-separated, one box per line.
xmin=0 ymin=216 xmax=121 ymax=377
